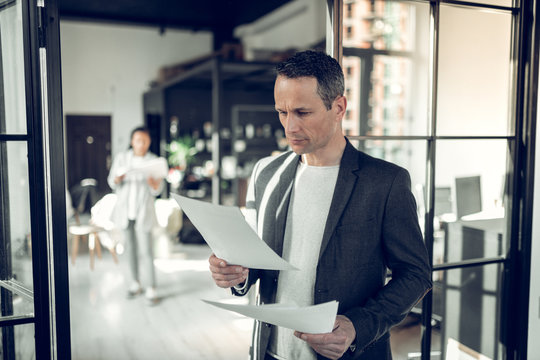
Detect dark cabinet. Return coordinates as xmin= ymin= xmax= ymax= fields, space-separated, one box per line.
xmin=143 ymin=58 xmax=284 ymax=206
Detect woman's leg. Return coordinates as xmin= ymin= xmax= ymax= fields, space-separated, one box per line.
xmin=126 ymin=220 xmax=141 ymax=297
xmin=140 ymin=229 xmax=156 ymax=289
xmin=137 ymin=228 xmax=158 ymax=304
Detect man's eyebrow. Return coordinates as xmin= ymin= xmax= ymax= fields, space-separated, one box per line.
xmin=275 ymin=106 xmax=311 ymax=112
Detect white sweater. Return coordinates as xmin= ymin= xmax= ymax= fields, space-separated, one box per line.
xmin=268 ymin=161 xmax=340 ymax=360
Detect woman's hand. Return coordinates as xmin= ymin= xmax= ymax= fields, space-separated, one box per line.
xmin=114 ymin=174 xmax=126 ymax=184
xmin=147 ymin=177 xmax=162 ymax=190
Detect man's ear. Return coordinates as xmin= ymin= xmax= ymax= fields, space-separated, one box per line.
xmin=333 ymin=96 xmax=347 ymax=122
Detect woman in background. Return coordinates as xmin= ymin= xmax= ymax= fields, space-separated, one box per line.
xmin=108 ymin=126 xmax=164 ymax=305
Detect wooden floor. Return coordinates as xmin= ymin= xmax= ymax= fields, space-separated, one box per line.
xmin=69 ymin=242 xmax=253 ymax=360
xmin=68 ymin=238 xmax=437 ymax=360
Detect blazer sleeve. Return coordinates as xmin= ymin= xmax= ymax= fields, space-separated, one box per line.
xmin=344 ymin=168 xmax=432 ymax=355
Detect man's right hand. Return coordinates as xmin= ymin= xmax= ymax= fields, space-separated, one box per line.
xmin=208 ymin=253 xmax=249 ymax=288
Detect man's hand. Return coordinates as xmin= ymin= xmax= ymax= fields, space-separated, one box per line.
xmin=294 ymin=315 xmax=356 ymax=360
xmin=208 ymin=253 xmax=249 ymax=288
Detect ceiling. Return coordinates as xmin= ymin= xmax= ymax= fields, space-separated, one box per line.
xmin=58 ymin=0 xmax=292 ymax=36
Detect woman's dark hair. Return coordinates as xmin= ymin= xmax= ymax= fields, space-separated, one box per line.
xmin=275 ymin=50 xmax=344 ymax=110
xmin=128 ymin=126 xmax=151 ymax=149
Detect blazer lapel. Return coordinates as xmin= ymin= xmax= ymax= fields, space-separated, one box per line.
xmin=273 ymin=156 xmax=300 ymax=256
xmin=260 ymin=154 xmax=300 ymax=256
xmin=318 ymin=141 xmax=360 ymax=261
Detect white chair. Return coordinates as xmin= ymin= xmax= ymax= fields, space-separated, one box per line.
xmin=68 ymin=191 xmax=119 ymax=270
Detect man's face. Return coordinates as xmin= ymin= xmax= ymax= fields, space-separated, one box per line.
xmin=274 ymin=76 xmax=342 ymax=156
xmin=131 ymin=131 xmax=151 ymax=156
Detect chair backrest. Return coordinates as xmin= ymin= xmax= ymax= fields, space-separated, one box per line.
xmin=70 ymin=178 xmax=99 ymax=214
xmin=455 ymin=175 xmax=482 ymax=218
xmin=90 ymin=193 xmax=117 ymax=230
xmin=434 ymin=186 xmax=452 ymax=217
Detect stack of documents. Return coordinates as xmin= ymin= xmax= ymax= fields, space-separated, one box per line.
xmin=203 ymin=300 xmax=339 ymax=334
xmin=172 ymin=194 xmax=296 ymax=270
xmin=171 ymin=194 xmax=338 ymax=334
xmin=118 ymin=157 xmax=168 ymax=179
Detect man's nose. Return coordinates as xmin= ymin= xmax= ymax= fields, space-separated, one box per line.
xmin=285 ymin=114 xmax=300 ymax=133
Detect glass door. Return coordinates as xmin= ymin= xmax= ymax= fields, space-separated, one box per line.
xmin=329 ymin=0 xmax=534 ymax=359
xmin=0 ymin=0 xmax=70 ymax=358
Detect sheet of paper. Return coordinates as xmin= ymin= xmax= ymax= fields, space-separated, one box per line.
xmin=120 ymin=157 xmax=168 ymax=178
xmin=171 ymin=194 xmax=296 ymax=271
xmin=203 ymin=299 xmax=338 ymax=334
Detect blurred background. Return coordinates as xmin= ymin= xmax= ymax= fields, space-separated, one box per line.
xmin=2 ymin=0 xmax=539 ymax=359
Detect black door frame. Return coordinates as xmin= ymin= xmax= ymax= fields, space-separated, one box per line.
xmin=0 ymin=0 xmax=71 ymax=358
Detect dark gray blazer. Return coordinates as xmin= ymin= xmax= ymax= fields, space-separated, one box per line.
xmin=235 ymin=138 xmax=432 ymax=360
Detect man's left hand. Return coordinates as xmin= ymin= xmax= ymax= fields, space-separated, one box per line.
xmin=294 ymin=315 xmax=356 ymax=360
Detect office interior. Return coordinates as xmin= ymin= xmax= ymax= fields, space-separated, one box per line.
xmin=1 ymin=0 xmax=540 ymax=359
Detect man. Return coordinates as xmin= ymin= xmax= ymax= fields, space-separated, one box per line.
xmin=209 ymin=50 xmax=431 ymax=359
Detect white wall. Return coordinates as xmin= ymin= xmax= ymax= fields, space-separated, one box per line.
xmin=435 ymin=7 xmax=511 ymax=212
xmin=60 ymin=22 xmax=212 ymax=154
xmin=235 ymin=0 xmax=326 ymax=60
xmin=528 ymin=91 xmax=540 ymax=359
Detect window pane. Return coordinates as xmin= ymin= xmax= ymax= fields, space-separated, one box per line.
xmin=343 ymin=1 xmax=430 ymax=136
xmin=0 ymin=0 xmax=27 ymax=134
xmin=433 ymin=264 xmax=503 ymax=360
xmin=0 ymin=323 xmax=35 ymax=359
xmin=465 ymin=0 xmax=514 ymax=6
xmin=434 ymin=140 xmax=508 ymax=265
xmin=437 ymin=5 xmax=513 ymax=136
xmin=1 ymin=141 xmax=33 ymax=318
xmin=15 ymin=323 xmax=35 ymax=359
xmin=343 ymin=0 xmax=423 ymax=52
xmin=390 ymin=310 xmax=424 ymax=359
xmin=351 ymin=139 xmax=426 ymax=230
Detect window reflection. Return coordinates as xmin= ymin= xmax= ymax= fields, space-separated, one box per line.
xmin=0 ymin=0 xmax=27 ymax=134
xmin=465 ymin=0 xmax=514 ymax=6
xmin=433 ymin=264 xmax=503 ymax=360
xmin=1 ymin=142 xmax=34 ymax=318
xmin=434 ymin=140 xmax=508 ymax=266
xmin=343 ymin=0 xmax=430 ymax=137
xmin=437 ymin=5 xmax=512 ymax=136
xmin=350 ymin=139 xmax=427 ymax=231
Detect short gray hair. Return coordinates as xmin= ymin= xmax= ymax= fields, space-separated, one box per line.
xmin=275 ymin=50 xmax=344 ymax=110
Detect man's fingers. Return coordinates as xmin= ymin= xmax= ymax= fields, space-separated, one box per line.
xmin=295 ymin=331 xmax=349 ymax=360
xmin=208 ymin=254 xmax=247 ymax=274
xmin=212 ymin=273 xmax=247 ymax=288
xmin=209 ymin=262 xmax=245 ymax=272
xmin=208 ymin=254 xmax=227 ymax=267
xmin=298 ymin=332 xmax=345 ymax=345
xmin=211 ymin=271 xmax=248 ymax=282
xmin=208 ymin=254 xmax=249 ymax=288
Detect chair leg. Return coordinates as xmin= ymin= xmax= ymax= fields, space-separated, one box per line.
xmin=110 ymin=245 xmax=119 ymax=264
xmin=71 ymin=235 xmax=80 ymax=265
xmin=94 ymin=232 xmax=103 ymax=259
xmin=89 ymin=234 xmax=95 ymax=270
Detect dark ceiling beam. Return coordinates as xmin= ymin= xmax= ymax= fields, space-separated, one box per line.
xmin=57 ymin=0 xmax=291 ymax=33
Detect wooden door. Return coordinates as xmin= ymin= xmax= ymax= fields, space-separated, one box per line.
xmin=66 ymin=115 xmax=112 ymax=210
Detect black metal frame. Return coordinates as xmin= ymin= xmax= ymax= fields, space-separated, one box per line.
xmin=0 ymin=16 xmax=16 ymax=360
xmin=0 ymin=0 xmax=71 ymax=359
xmin=340 ymin=0 xmax=535 ymax=359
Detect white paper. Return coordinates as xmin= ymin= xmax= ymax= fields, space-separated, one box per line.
xmin=119 ymin=157 xmax=168 ymax=178
xmin=202 ymin=299 xmax=339 ymax=334
xmin=171 ymin=194 xmax=296 ymax=270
